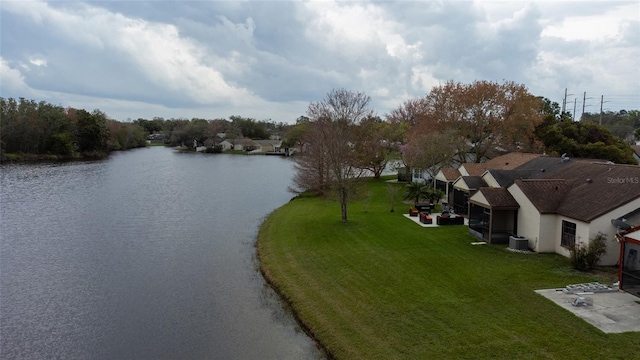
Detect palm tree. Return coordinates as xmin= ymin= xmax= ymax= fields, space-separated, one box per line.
xmin=404 ymin=181 xmax=431 ymax=206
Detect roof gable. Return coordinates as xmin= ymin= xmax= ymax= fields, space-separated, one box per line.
xmin=459 ymin=163 xmax=488 ymax=176
xmin=512 ymin=179 xmax=570 ymax=214
xmin=471 ymin=187 xmax=519 ymax=209
xmin=437 ymin=168 xmax=461 ymax=182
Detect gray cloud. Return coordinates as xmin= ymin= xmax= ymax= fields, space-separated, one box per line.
xmin=1 ymin=0 xmax=637 ymax=122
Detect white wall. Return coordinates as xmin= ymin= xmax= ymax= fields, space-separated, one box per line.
xmin=509 ymin=184 xmax=542 ymax=251
xmin=587 ymin=200 xmax=640 ymax=266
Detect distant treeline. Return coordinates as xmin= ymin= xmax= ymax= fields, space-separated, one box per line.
xmin=1 ymin=97 xmax=146 ymax=159
xmin=133 ymin=115 xmax=292 ymax=148
xmin=0 ymin=97 xmax=293 ymax=160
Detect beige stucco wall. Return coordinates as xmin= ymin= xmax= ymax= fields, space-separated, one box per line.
xmin=587 ymin=199 xmax=640 ymax=266
xmin=482 ymin=172 xmax=500 ymax=188
xmin=508 ymin=183 xmax=639 ymax=265
xmin=537 ymin=215 xmax=558 ymax=253
xmin=509 ymin=184 xmax=542 ymax=251
xmin=554 ymin=216 xmax=590 ymax=259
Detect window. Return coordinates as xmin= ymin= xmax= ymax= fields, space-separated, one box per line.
xmin=561 ymin=220 xmax=576 ymax=248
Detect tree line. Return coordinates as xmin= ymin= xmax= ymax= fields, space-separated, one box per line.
xmin=289 ymin=81 xmax=638 ymax=223
xmin=0 ymin=97 xmax=292 ymax=159
xmin=132 ymin=115 xmax=290 ymax=148
xmin=0 ymin=97 xmax=146 ymax=159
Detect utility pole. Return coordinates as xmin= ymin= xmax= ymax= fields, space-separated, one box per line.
xmin=573 ymin=98 xmax=577 ymax=121
xmin=580 ymin=92 xmax=593 ymax=121
xmin=562 ymin=88 xmax=574 ymax=117
xmin=599 ymin=95 xmax=603 ymax=125
xmin=599 ymin=95 xmax=610 ymax=125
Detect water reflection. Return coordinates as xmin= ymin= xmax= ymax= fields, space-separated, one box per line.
xmin=1 ymin=147 xmax=324 ymax=359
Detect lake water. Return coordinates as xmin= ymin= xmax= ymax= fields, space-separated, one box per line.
xmin=0 ymin=147 xmax=324 ymax=359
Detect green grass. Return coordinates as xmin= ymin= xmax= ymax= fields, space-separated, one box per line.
xmin=258 ymin=177 xmax=639 ymax=360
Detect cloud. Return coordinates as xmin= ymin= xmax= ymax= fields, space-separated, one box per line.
xmin=0 ymin=0 xmax=637 ymax=122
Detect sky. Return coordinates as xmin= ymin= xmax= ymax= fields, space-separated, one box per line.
xmin=1 ymin=1 xmax=639 ymax=123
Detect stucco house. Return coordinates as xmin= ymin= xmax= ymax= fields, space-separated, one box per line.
xmin=220 ymin=138 xmax=260 ymax=151
xmin=253 ymin=139 xmax=284 ymax=154
xmin=434 ymin=167 xmax=461 ymax=206
xmin=449 ymin=152 xmax=542 ymax=213
xmin=468 ymin=161 xmax=640 ymax=266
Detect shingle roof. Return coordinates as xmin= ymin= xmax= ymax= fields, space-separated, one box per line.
xmin=440 ymin=168 xmax=461 ymax=181
xmin=462 ymin=163 xmax=490 ymax=176
xmin=512 ymin=179 xmax=571 ymax=214
xmin=484 ymin=152 xmax=541 ymax=170
xmin=550 ymin=162 xmax=640 ymax=222
xmin=460 ymin=152 xmax=542 ymax=176
xmin=476 ymin=187 xmax=520 ymax=209
xmin=461 ymin=176 xmax=488 ymax=189
xmin=485 ymin=169 xmax=535 ymax=187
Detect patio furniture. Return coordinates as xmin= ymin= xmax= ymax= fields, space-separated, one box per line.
xmin=436 ymin=215 xmax=464 ymax=225
xmin=415 ymin=204 xmax=432 ymax=213
xmin=409 ymin=207 xmax=419 ymax=217
xmin=419 ymin=212 xmax=432 ymax=224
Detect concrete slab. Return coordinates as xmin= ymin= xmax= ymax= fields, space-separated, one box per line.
xmin=535 ymin=288 xmax=640 ymax=333
xmin=403 ymin=213 xmax=469 ymax=228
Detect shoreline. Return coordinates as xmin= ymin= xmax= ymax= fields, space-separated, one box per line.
xmin=255 ymin=214 xmax=333 ymax=360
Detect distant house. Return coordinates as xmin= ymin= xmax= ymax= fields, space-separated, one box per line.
xmin=434 ymin=168 xmax=461 ymax=205
xmin=253 ymin=139 xmax=284 ymax=154
xmin=468 ymin=160 xmax=640 ymax=266
xmin=220 ymin=138 xmax=260 ymax=151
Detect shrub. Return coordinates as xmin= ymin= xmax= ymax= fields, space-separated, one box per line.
xmin=570 ymin=232 xmax=608 ymax=271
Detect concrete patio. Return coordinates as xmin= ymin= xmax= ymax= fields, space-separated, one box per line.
xmin=403 ymin=212 xmax=469 ymax=227
xmin=535 ymin=288 xmax=640 ymax=333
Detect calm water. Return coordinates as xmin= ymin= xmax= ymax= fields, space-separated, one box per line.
xmin=0 ymin=147 xmax=323 ymax=359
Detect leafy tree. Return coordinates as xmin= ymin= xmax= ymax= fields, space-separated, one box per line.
xmin=407 ymin=80 xmax=545 ymax=163
xmin=404 ymin=181 xmax=431 ymax=206
xmin=106 ymin=120 xmax=146 ymax=150
xmin=282 ymin=117 xmax=310 ymax=150
xmin=535 ymin=117 xmax=635 ymax=164
xmin=230 ymin=115 xmax=269 ymax=139
xmin=72 ymin=109 xmax=108 ymax=153
xmin=581 ymin=109 xmax=640 ymax=143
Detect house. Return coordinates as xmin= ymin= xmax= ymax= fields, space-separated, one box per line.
xmin=253 ymin=139 xmax=284 ymax=154
xmin=616 ymin=225 xmax=640 ymax=297
xmin=220 ymin=138 xmax=260 ymax=151
xmin=468 ymin=160 xmax=640 ymax=266
xmin=449 ymin=152 xmax=542 ymax=214
xmin=434 ymin=168 xmax=461 ymax=205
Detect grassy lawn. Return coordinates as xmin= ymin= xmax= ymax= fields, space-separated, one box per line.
xmin=257 ymin=177 xmax=639 ymax=360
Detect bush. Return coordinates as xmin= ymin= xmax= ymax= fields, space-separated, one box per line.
xmin=570 ymin=232 xmax=608 ymax=271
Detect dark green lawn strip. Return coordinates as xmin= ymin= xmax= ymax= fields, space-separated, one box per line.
xmin=258 ymin=178 xmax=639 ymax=359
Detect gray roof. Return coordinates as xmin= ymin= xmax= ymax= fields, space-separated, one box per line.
xmin=461 ymin=176 xmax=488 ymax=190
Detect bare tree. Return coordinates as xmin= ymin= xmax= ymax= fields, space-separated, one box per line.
xmin=352 ymin=116 xmax=400 ymax=179
xmin=403 ymin=129 xmax=458 ymax=186
xmin=294 ymin=88 xmax=374 ymax=223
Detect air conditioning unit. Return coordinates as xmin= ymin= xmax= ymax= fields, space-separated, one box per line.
xmin=509 ymin=235 xmax=528 ymax=250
